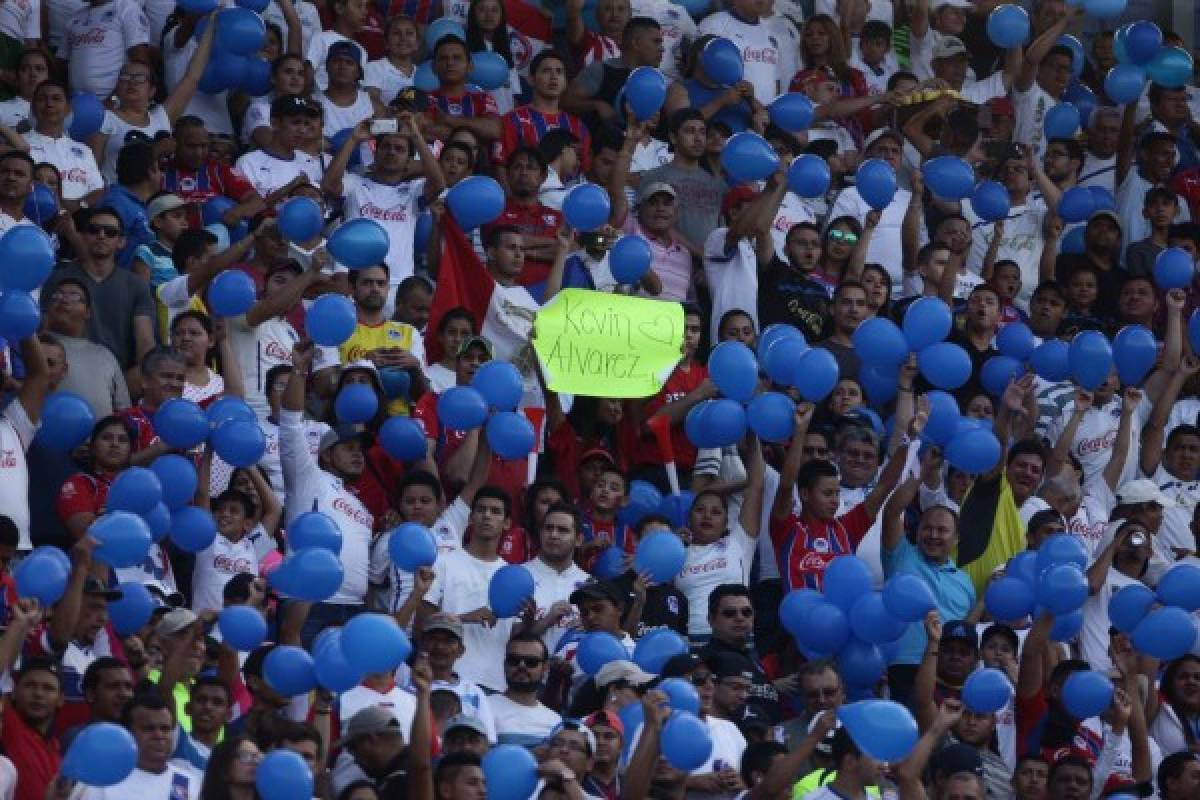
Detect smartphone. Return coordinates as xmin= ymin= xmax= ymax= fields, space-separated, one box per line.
xmin=370 ymin=118 xmax=398 ymax=135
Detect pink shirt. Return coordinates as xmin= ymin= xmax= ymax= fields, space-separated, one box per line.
xmin=621 ymin=215 xmax=694 ymax=302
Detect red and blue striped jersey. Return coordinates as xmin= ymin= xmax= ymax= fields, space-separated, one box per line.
xmin=381 ymin=0 xmax=440 ymax=25
xmin=428 ymin=88 xmax=499 ymax=119
xmin=769 ymin=505 xmax=873 ymax=592
xmin=494 ymin=105 xmax=592 ymax=167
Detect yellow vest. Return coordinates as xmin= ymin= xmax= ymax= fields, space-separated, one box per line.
xmin=792 ymin=770 xmax=883 ymax=799
xmin=339 ymin=321 xmax=419 ymax=416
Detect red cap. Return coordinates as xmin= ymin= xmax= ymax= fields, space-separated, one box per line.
xmin=723 ymin=185 xmax=758 ymax=215
xmin=584 ymin=710 xmax=625 ymax=737
xmin=580 ymin=448 xmax=616 ymax=467
xmin=987 ymin=97 xmax=1015 ymax=117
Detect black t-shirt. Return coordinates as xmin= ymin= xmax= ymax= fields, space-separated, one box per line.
xmin=611 ymin=571 xmax=689 ymax=638
xmin=758 ymin=258 xmax=831 ymax=342
xmin=697 ymin=638 xmax=783 ymax=725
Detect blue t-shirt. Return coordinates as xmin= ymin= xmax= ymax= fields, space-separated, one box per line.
xmin=882 ymin=537 xmax=976 ymax=665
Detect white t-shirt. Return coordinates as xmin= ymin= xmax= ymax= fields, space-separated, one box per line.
xmin=241 ymin=96 xmax=273 ymax=146
xmin=338 ymin=683 xmax=417 ymax=737
xmin=0 ymin=755 xmax=14 ymax=800
xmin=72 ymin=764 xmax=201 ymax=800
xmin=47 ymin=0 xmax=86 ymax=55
xmin=0 ymin=399 xmax=37 ymax=549
xmin=262 ymin=0 xmax=323 ymax=59
xmin=675 ymin=524 xmax=756 ymax=638
xmin=689 ymin=716 xmax=748 ymax=800
xmin=0 ymin=0 xmax=38 ymax=42
xmin=765 ymin=13 xmax=802 ymax=92
xmin=964 ymin=197 xmax=1047 ymax=311
xmin=827 ymin=185 xmax=924 ymax=296
xmin=1045 ymin=394 xmax=1151 ymax=490
xmin=769 ymin=192 xmax=817 ymax=261
xmin=226 ymin=314 xmax=338 ymax=419
xmin=234 ymin=148 xmax=324 ymax=197
xmin=1012 ymin=82 xmax=1058 ymax=161
xmin=59 ymin=0 xmax=150 ymax=98
xmin=630 ymin=0 xmax=697 ymax=80
xmin=260 ymin=415 xmax=329 ymax=506
xmin=192 ymin=533 xmax=259 ymax=613
xmin=378 ymin=497 xmax=469 ymax=613
xmin=364 ymin=58 xmax=415 ymax=105
xmin=525 ymin=557 xmax=591 ymax=654
xmin=959 ymin=72 xmax=1007 ymax=105
xmin=1153 ymin=463 xmax=1200 ymax=555
xmin=426 ymin=548 xmax=515 ymax=692
xmin=426 ymin=363 xmax=456 ymax=394
xmin=98 ymin=106 xmax=171 ymax=183
xmin=24 ymin=130 xmax=103 ymax=201
xmin=697 ymin=12 xmax=785 ymax=103
xmin=1078 ymin=153 xmax=1117 ymax=193
xmin=488 ymin=694 xmax=562 ymax=748
xmin=163 ymin=27 xmax=232 ymax=136
xmin=1080 ymin=570 xmax=1141 ymax=675
xmin=343 ymin=174 xmax=425 ymax=290
xmin=318 ymin=90 xmax=376 ymax=167
xmin=305 ymin=29 xmax=352 ymax=92
xmin=703 ymin=228 xmax=760 ymax=345
xmin=0 ymin=97 xmax=28 ymax=129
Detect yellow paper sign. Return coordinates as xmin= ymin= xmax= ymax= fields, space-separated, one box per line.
xmin=534 ymin=289 xmax=684 ymax=398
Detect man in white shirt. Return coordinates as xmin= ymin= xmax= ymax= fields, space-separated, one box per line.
xmin=1078 ymin=106 xmax=1121 ymax=191
xmin=908 ymin=0 xmax=972 ymax=82
xmin=930 ymin=35 xmax=1014 ymax=105
xmin=414 ymin=614 xmax=498 ymax=742
xmin=59 ymin=0 xmax=150 ymax=98
xmin=488 ymin=633 xmax=563 ymax=747
xmin=24 ymin=81 xmax=104 ymax=204
xmin=698 ymin=0 xmax=786 ymax=103
xmin=630 ymin=0 xmax=696 ymax=80
xmin=1011 ymin=10 xmax=1077 ymax=160
xmin=523 ymin=503 xmax=592 ymax=654
xmin=233 ymin=95 xmax=323 ymax=198
xmin=77 ymin=694 xmax=201 ymax=799
xmin=0 ymin=334 xmax=49 ymax=551
xmin=191 ymin=489 xmax=259 ymax=613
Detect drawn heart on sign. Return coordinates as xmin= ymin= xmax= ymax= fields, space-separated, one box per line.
xmin=637 ymin=315 xmax=676 ymax=346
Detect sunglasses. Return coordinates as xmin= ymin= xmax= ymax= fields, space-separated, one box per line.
xmin=505 ymin=655 xmax=544 ymax=668
xmin=719 ymin=607 xmax=754 ymax=618
xmin=87 ymin=224 xmax=121 ymax=238
xmin=828 ymin=230 xmax=858 ymax=244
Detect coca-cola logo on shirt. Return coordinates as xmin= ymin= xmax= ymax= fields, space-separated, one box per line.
xmin=681 ymin=556 xmax=728 ymax=576
xmin=214 ymin=555 xmax=254 ymax=574
xmin=0 ymin=449 xmax=16 ymax=468
xmin=744 ymin=47 xmax=779 ymax=65
xmin=1077 ymin=430 xmax=1117 ymax=456
xmin=332 ymin=497 xmax=372 ymax=527
xmin=797 ymin=551 xmax=833 ymax=571
xmin=358 ymin=203 xmax=408 ymax=222
xmin=63 ymin=168 xmax=90 ymax=184
xmin=264 ymin=341 xmax=291 ymax=361
xmin=70 ymin=28 xmax=109 ymax=46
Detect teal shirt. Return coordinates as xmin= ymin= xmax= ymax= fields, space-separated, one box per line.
xmin=883 ymin=537 xmax=976 ymax=665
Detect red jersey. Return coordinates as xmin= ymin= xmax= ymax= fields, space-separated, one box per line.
xmin=483 ymin=200 xmax=563 ymax=287
xmin=579 ymin=31 xmax=620 ymax=67
xmin=57 ymin=472 xmax=111 ymax=523
xmin=493 ymin=106 xmax=592 ymax=169
xmin=161 ymin=159 xmax=257 ymax=230
xmin=1171 ymin=166 xmax=1200 ymax=222
xmin=118 ymin=404 xmax=160 ymax=453
xmin=2 ymin=704 xmax=61 ymax=800
xmin=318 ymin=4 xmax=385 ymax=59
xmin=768 ymin=504 xmax=873 ymax=592
xmin=428 ymin=88 xmax=499 ymax=119
xmin=632 ymin=362 xmax=708 ymax=470
xmin=356 ymin=443 xmax=407 ymax=531
xmin=546 ymin=416 xmax=635 ymax=500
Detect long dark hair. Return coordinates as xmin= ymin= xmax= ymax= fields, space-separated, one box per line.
xmin=1163 ymin=654 xmax=1200 ymax=747
xmin=200 ymin=735 xmax=262 ymax=800
xmin=466 ymin=0 xmax=514 ymax=68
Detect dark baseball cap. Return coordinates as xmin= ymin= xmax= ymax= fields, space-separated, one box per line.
xmin=327 ymin=40 xmax=364 ymax=66
xmin=932 ymin=743 xmax=984 ymax=778
xmin=705 ymin=652 xmax=755 ymax=681
xmin=569 ymin=579 xmax=629 ymax=609
xmin=271 ymin=93 xmax=320 ymax=119
xmin=941 ymin=620 xmax=980 ymax=649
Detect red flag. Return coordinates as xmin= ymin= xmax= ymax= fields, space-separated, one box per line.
xmin=425 ymin=218 xmax=496 ymax=364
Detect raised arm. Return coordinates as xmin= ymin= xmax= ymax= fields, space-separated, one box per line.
xmin=1103 ymin=387 xmax=1140 ymax=490
xmin=862 ymin=414 xmax=925 ymax=519
xmin=1143 ymin=289 xmax=1186 ymax=404
xmin=1115 ymin=100 xmax=1138 ymax=186
xmin=163 ymin=11 xmax=217 ymax=123
xmin=607 ymin=117 xmax=646 ymax=227
xmin=772 ymin=403 xmax=814 ymax=520
xmin=16 ymin=333 xmax=50 ymax=423
xmin=1142 ymin=358 xmax=1197 ymax=475
xmin=903 ymin=168 xmax=926 ymax=273
xmin=1016 ymin=611 xmax=1054 ymax=699
xmin=1046 ymin=388 xmax=1090 ymax=478
xmin=245 ymin=258 xmax=323 ymax=328
xmin=1015 ymin=8 xmax=1075 ymax=93
xmin=883 ymin=476 xmax=922 ymax=553
xmin=737 ymin=435 xmax=766 ymax=538
xmin=320 ymin=120 xmax=370 ymax=197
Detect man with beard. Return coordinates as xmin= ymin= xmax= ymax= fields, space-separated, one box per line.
xmin=3 ymin=657 xmax=64 ymax=800
xmin=483 ymin=147 xmax=564 ymax=292
xmin=1079 ymin=107 xmax=1121 ymax=191
xmin=758 ymin=222 xmax=830 ymax=341
xmin=820 ymin=281 xmax=869 ymax=380
xmin=488 ymin=634 xmax=560 ymax=747
xmin=340 ymin=265 xmax=427 ymax=416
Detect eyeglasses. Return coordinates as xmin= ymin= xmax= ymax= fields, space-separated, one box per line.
xmin=719 ymin=607 xmax=754 ymax=618
xmin=50 ymin=290 xmax=85 ymax=303
xmin=117 ymin=73 xmax=152 ymax=85
xmin=690 ymin=672 xmax=715 ymax=686
xmin=828 ymin=230 xmax=858 ymax=244
xmin=505 ymin=655 xmax=544 ymax=668
xmin=87 ymin=224 xmax=121 ymax=238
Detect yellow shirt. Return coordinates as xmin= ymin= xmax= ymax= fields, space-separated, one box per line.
xmin=338 ymin=320 xmax=424 ymax=416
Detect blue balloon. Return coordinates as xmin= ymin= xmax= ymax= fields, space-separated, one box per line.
xmin=218 ymin=605 xmax=267 ymax=651
xmin=902 ymin=297 xmax=952 ymax=351
xmin=1109 ymin=584 xmax=1156 ymax=632
xmin=562 ymin=182 xmax=611 ymax=232
xmin=277 ymin=197 xmax=324 ymax=243
xmin=762 ymin=334 xmax=809 ymax=385
xmin=838 ymin=700 xmax=918 ymax=762
xmin=1104 ymin=64 xmax=1146 ymax=105
xmin=918 ymin=342 xmax=972 ymax=389
xmin=655 ymin=490 xmax=693 ymax=531
xmin=986 ymin=4 xmax=1030 ymax=49
xmin=1069 ymin=330 xmax=1113 ymax=391
xmin=107 ymin=582 xmax=154 ymax=636
xmin=996 ymin=322 xmax=1036 ymax=361
xmin=1112 ymin=325 xmax=1157 ymax=385
xmin=1062 ymin=670 xmax=1114 ymax=719
xmin=328 ymin=218 xmax=389 ymax=269
xmin=239 ymin=57 xmax=273 ymax=96
xmin=923 ymin=390 xmax=961 ymax=446
xmin=1157 ymin=565 xmax=1200 ymax=611
xmin=1059 ymin=225 xmax=1085 ymax=255
xmin=1089 ymin=186 xmax=1117 ymax=213
xmin=264 ymin=645 xmax=317 ymax=696
xmin=0 ymin=226 xmax=54 ymax=289
xmin=0 ymin=290 xmax=39 ymax=341
xmin=257 ymin=749 xmax=314 ymax=800
xmin=787 ymin=153 xmax=830 ymax=196
xmin=36 ymin=392 xmax=94 ymax=451
xmin=488 ymin=564 xmax=534 ymax=617
xmin=1048 ymin=608 xmax=1083 ymax=641
xmin=1146 ymin=45 xmax=1193 ymax=88
xmin=67 ymin=92 xmax=105 ymax=141
xmin=281 ymin=547 xmax=343 ymax=601
xmin=1008 ymin=550 xmax=1039 ymax=588
xmin=633 ymin=628 xmax=689 ymax=673
xmin=1030 ymin=339 xmax=1071 ymax=381
xmin=438 ymin=386 xmax=489 ymax=431
xmin=1123 ymin=21 xmax=1162 ymax=65
xmin=447 ymin=175 xmax=505 ymax=230
xmin=486 ymin=412 xmax=536 ymax=460
xmin=662 ymin=711 xmax=714 ymax=770
xmin=379 ymin=367 xmax=411 ymax=401
xmin=709 ymin=341 xmax=759 ymax=402
xmin=152 ymin=398 xmax=209 ymax=450
xmin=413 ymin=60 xmax=437 ymax=91
xmin=856 ymin=159 xmax=897 ymax=210
xmin=212 ymin=419 xmax=266 ymax=468
xmin=143 ymin=502 xmax=170 ymax=542
xmin=853 ymin=317 xmax=908 ymax=367
xmin=635 ymin=530 xmax=686 ymax=583
xmin=335 ymin=383 xmax=378 ymax=425
xmin=61 ymin=723 xmax=137 ymax=786
xmin=795 ymin=600 xmax=850 ymax=654
xmin=659 ymin=677 xmax=701 ymax=714
xmin=1191 ymin=310 xmax=1200 ymax=356
xmin=859 ymin=363 xmax=899 ymax=408
xmin=779 ymin=588 xmax=824 ymax=638
xmin=14 ymin=548 xmax=68 ymax=605
xmin=849 ymin=592 xmax=906 ymax=644
xmin=206 ymin=395 xmax=257 ymax=428
xmin=1154 ymin=247 xmax=1194 ymax=289
xmin=327 ymin=127 xmax=362 ymax=169
xmin=289 ymin=511 xmax=342 ymax=553
xmin=985 ymin=575 xmax=1035 ymax=621
xmin=388 ymin=522 xmax=437 ymax=571
xmin=700 ymin=37 xmax=743 ymax=85
xmin=169 ymin=506 xmax=217 ymax=553
xmin=107 ymin=468 xmax=162 ymax=515
xmin=1132 ymin=606 xmax=1197 ymax=660
xmin=379 ymin=417 xmax=426 ymax=462
xmin=922 ymin=156 xmax=975 ymax=200
xmin=414 ymin=211 xmax=433 ymax=252
xmin=594 ymin=545 xmax=627 ymax=579
xmin=1044 ymin=103 xmax=1081 ymax=139
xmin=576 ymin=631 xmax=627 ymax=676
xmin=1036 ymin=533 xmax=1088 ymax=573
xmin=721 ymin=131 xmax=780 ymax=184
xmin=1064 ymin=82 xmax=1097 ymax=127
xmin=793 ymin=347 xmax=840 ymax=400
xmin=1037 ymin=564 xmax=1088 ymax=615
xmin=313 ymin=629 xmax=364 ymax=692
xmin=1057 ymin=186 xmax=1095 ymax=223
xmin=207 ymin=269 xmax=257 ymax=317
xmin=945 ymin=427 xmax=1002 ymax=474
xmin=624 ymin=67 xmax=667 ymax=121
xmin=676 ymin=0 xmax=709 ymax=17
xmin=469 ymin=51 xmax=509 ymax=90
xmin=216 ymin=7 xmax=266 ymax=55
xmin=882 ymin=573 xmax=937 ymax=622
xmin=770 ymin=93 xmax=815 ymax=132
xmin=342 ymin=612 xmax=412 ymax=672
xmin=963 ymin=668 xmax=1013 ymax=713
xmin=824 ymin=556 xmax=874 ymax=613
xmin=685 ymin=398 xmax=746 ymax=448
xmin=23 ymin=183 xmax=58 ymax=228
xmin=1057 ymin=34 xmax=1085 ymax=78
xmin=90 ymin=511 xmax=153 ymax=568
xmin=483 ymin=745 xmax=539 ymax=800
xmin=838 ymin=637 xmax=886 ymax=686
xmin=471 ymin=360 xmax=523 ymax=411
xmin=981 ymin=355 xmax=1024 ymax=396
xmin=425 ymin=18 xmax=465 ymax=50
xmin=306 ymin=293 xmax=356 ymax=346
xmin=747 ymin=392 xmax=795 ymax=442
xmin=609 ymin=234 xmax=652 ymax=284
xmin=199 ymin=52 xmax=247 ymax=94
xmin=180 ymin=0 xmax=218 ymax=11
